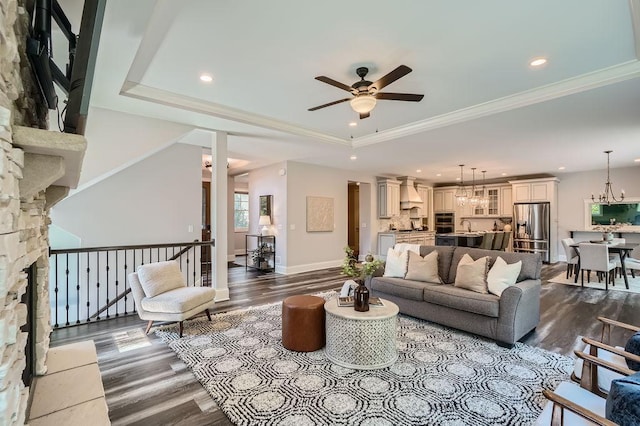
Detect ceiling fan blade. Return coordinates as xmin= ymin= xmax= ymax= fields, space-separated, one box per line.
xmin=359 ymin=112 xmax=370 ymax=119
xmin=371 ymin=65 xmax=412 ymax=91
xmin=308 ymin=98 xmax=351 ymax=111
xmin=315 ymin=76 xmax=353 ymax=92
xmin=376 ymin=92 xmax=424 ymax=102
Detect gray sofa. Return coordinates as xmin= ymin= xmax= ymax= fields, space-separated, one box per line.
xmin=368 ymin=246 xmax=542 ymax=347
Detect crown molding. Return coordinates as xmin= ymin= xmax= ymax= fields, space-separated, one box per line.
xmin=120 ymin=81 xmax=351 ymax=146
xmin=352 ymin=60 xmax=640 ymax=147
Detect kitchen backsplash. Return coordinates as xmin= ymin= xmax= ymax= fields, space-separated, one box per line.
xmin=379 ymin=211 xmax=415 ymax=231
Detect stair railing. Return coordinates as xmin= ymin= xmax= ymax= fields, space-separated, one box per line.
xmin=49 ymin=240 xmax=214 ymax=328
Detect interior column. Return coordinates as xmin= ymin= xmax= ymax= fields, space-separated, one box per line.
xmin=210 ymin=131 xmax=230 ymax=301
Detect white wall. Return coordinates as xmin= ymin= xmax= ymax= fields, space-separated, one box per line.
xmin=51 ymin=143 xmax=202 ymax=247
xmin=557 ymin=165 xmax=640 ymax=257
xmin=79 ymin=107 xmax=194 ymax=189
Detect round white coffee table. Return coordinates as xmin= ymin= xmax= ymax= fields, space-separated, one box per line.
xmin=324 ymin=297 xmax=399 ymax=370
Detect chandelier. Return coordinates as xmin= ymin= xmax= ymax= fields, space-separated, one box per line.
xmin=591 ymin=150 xmax=625 ymax=205
xmin=455 ymin=164 xmax=468 ymax=206
xmin=468 ymin=168 xmax=480 ymax=207
xmin=479 ymin=170 xmax=489 ymax=207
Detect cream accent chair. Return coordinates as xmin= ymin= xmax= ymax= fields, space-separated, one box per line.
xmin=561 ymin=238 xmax=579 ymax=279
xmin=578 ymin=243 xmax=617 ymax=290
xmin=128 ymin=260 xmax=216 ymax=337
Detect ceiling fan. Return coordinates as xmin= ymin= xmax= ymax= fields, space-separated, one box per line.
xmin=308 ymin=65 xmax=424 ymax=119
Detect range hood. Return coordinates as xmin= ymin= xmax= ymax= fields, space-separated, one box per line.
xmin=399 ymin=176 xmax=423 ymax=209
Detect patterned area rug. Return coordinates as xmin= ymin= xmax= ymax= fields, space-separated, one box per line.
xmin=155 ymin=296 xmax=572 ymax=426
xmin=549 ymin=271 xmax=640 ymax=293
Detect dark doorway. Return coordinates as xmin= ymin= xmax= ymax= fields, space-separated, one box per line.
xmin=348 ymin=182 xmax=360 ymax=257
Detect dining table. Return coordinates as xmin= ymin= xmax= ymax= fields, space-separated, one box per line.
xmin=570 ymin=242 xmax=639 ymax=288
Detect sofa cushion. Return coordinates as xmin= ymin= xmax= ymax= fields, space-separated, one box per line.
xmin=606 ymin=371 xmax=640 ymax=425
xmin=487 ymin=257 xmax=522 ymax=297
xmin=383 ymin=248 xmax=409 ymax=278
xmin=419 ymin=246 xmax=456 ymax=283
xmin=423 ymin=284 xmax=500 ymax=317
xmin=405 ymin=251 xmax=441 ymax=283
xmin=137 ymin=261 xmax=185 ymax=298
xmin=625 ymin=331 xmax=640 ymax=371
xmin=141 ymin=286 xmax=216 ymax=314
xmin=370 ymin=277 xmax=437 ymax=301
xmin=454 ymin=254 xmax=490 ymax=294
xmin=449 ymin=247 xmax=541 ymax=284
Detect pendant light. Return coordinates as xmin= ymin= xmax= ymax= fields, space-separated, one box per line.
xmin=591 ymin=150 xmax=625 ymax=205
xmin=479 ymin=170 xmax=489 ymax=207
xmin=455 ymin=165 xmax=468 ymax=206
xmin=468 ymin=168 xmax=480 ymax=207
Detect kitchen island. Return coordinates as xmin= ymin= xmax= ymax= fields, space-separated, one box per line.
xmin=435 ymin=233 xmax=484 ymax=248
xmin=378 ymin=231 xmax=436 ymax=257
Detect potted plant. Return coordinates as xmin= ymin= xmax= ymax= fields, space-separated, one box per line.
xmin=593 ymin=218 xmax=629 ymax=242
xmin=251 ymin=242 xmax=272 ymax=268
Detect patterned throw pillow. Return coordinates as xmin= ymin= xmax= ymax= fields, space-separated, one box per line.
xmin=624 ymin=331 xmax=640 ymax=371
xmin=606 ymin=371 xmax=640 ymax=425
xmin=405 ymin=251 xmax=441 ymax=283
xmin=454 ymin=254 xmax=489 ymax=294
xmin=383 ymin=248 xmax=409 ymax=278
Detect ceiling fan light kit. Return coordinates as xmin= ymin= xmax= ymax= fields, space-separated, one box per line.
xmin=309 ymin=65 xmax=424 ymax=119
xmin=350 ymin=95 xmax=377 ymax=114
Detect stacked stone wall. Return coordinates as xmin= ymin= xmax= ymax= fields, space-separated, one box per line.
xmin=1 ymin=0 xmax=52 ymax=423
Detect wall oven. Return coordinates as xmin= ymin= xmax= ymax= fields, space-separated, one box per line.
xmin=435 ymin=213 xmax=455 ymax=234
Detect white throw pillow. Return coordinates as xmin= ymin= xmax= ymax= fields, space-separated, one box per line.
xmin=487 ymin=257 xmax=522 ymax=297
xmin=137 ymin=260 xmax=186 ymax=298
xmin=383 ymin=248 xmax=409 ymax=278
xmin=405 ymin=251 xmax=441 ymax=283
xmin=454 ymin=253 xmax=489 ymax=294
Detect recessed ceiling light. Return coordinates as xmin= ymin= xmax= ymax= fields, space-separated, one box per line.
xmin=501 ymin=173 xmax=508 ymax=176
xmin=200 ymin=74 xmax=213 ymax=82
xmin=356 ymin=182 xmax=360 ymax=186
xmin=350 ymin=155 xmax=357 ymax=160
xmin=349 ymin=122 xmax=357 ymax=127
xmin=416 ymin=169 xmax=422 ymax=173
xmin=455 ymin=177 xmax=461 ymax=181
xmin=558 ymin=166 xmax=565 ymax=170
xmin=436 ymin=173 xmax=442 ymax=177
xmin=529 ymin=58 xmax=547 ymax=67
xmin=635 ymin=158 xmax=640 ymax=162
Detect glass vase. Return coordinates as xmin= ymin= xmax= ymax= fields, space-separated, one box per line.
xmin=353 ymin=280 xmax=369 ymax=312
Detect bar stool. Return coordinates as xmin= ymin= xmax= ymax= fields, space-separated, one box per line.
xmin=492 ymin=232 xmax=505 ymax=250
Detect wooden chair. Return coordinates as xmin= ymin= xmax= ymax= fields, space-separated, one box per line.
xmin=572 ymin=316 xmax=640 ymax=397
xmin=561 ymin=238 xmax=579 ymax=279
xmin=479 ymin=232 xmax=495 ymax=250
xmin=578 ymin=243 xmax=616 ymax=290
xmin=539 ymin=352 xmax=633 ymax=426
xmin=491 ymin=232 xmax=505 ymax=250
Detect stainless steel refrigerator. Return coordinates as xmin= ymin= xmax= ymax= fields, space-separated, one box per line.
xmin=513 ymin=202 xmax=550 ymax=262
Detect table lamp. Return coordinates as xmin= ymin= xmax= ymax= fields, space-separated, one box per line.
xmin=259 ymin=215 xmax=271 ymax=235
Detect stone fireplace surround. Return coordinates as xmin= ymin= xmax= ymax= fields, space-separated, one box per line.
xmin=0 ymin=0 xmax=87 ymax=423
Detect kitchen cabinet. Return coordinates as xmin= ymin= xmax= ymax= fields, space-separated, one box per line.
xmin=511 ymin=178 xmax=558 ymax=202
xmin=377 ymin=178 xmax=401 ymax=218
xmin=377 ymin=231 xmax=436 ymax=256
xmin=500 ymin=186 xmax=512 ymax=216
xmin=433 ymin=188 xmax=455 ymax=212
xmin=410 ymin=184 xmax=432 ymax=218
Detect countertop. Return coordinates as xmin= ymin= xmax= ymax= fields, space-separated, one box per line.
xmin=570 ymin=229 xmax=640 ymax=234
xmin=379 ymin=230 xmax=435 ymax=234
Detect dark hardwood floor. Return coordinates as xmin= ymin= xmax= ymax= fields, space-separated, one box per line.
xmin=50 ymin=260 xmax=640 ymax=425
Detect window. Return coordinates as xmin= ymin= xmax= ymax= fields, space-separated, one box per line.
xmin=234 ymin=192 xmax=249 ymax=232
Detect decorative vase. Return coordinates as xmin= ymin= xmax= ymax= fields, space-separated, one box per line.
xmin=365 ymin=253 xmax=374 ymax=263
xmin=353 ymin=280 xmax=369 ymax=312
xmin=603 ymin=232 xmax=614 ymax=242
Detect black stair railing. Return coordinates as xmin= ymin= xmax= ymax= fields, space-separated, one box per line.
xmin=49 ymin=240 xmax=215 ymax=328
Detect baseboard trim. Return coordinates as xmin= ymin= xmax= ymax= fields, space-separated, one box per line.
xmin=276 ymin=259 xmax=341 ymax=275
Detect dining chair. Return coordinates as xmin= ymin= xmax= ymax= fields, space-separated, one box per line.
xmin=578 ymin=243 xmax=616 ymax=290
xmin=609 ymin=238 xmax=626 ymax=278
xmin=561 ymin=238 xmax=579 ymax=279
xmin=479 ymin=232 xmax=495 ymax=250
xmin=625 ymin=246 xmax=640 ymax=278
xmin=491 ymin=232 xmax=505 ymax=251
